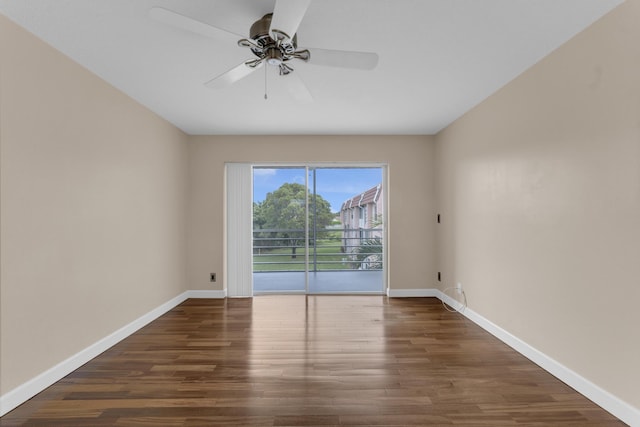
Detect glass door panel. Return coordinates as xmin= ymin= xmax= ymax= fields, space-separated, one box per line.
xmin=307 ymin=167 xmax=384 ymax=293
xmin=252 ymin=165 xmax=385 ymax=294
xmin=252 ymin=166 xmax=308 ymax=293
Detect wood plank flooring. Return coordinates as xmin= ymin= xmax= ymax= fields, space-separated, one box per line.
xmin=1 ymin=296 xmax=624 ymax=426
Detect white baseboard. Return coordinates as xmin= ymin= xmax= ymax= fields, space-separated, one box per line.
xmin=420 ymin=288 xmax=637 ymax=427
xmin=1 ymin=289 xmax=224 ymax=416
xmin=459 ymin=301 xmax=639 ymax=426
xmin=386 ymin=288 xmax=440 ymax=298
xmin=3 ymin=288 xmax=637 ymax=425
xmin=186 ymin=289 xmax=227 ymax=299
xmin=0 ymin=292 xmax=193 ymax=416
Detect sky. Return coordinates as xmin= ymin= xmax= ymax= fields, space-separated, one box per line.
xmin=253 ymin=167 xmax=382 ymax=213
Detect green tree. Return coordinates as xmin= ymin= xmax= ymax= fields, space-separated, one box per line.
xmin=253 ymin=201 xmax=266 ymax=229
xmin=256 ymin=183 xmax=333 ymax=258
xmin=252 ymin=201 xmax=268 ymax=251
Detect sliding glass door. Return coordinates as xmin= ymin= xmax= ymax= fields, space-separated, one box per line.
xmin=252 ymin=166 xmax=307 ymax=292
xmin=252 ymin=165 xmax=385 ymax=294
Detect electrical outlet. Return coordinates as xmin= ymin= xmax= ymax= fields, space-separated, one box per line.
xmin=437 ymin=272 xmax=441 ymax=282
xmin=455 ymin=282 xmax=462 ymax=291
xmin=210 ymin=273 xmax=216 ymax=282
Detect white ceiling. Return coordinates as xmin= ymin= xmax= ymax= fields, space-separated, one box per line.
xmin=0 ymin=0 xmax=623 ymax=135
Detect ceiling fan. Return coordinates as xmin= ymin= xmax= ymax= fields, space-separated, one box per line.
xmin=149 ymin=0 xmax=379 ymax=100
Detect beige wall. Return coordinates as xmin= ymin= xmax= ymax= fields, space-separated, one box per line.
xmin=0 ymin=16 xmax=188 ymax=394
xmin=187 ymin=136 xmax=436 ymax=292
xmin=435 ymin=0 xmax=639 ymax=409
xmin=2 ymin=0 xmax=638 ymax=418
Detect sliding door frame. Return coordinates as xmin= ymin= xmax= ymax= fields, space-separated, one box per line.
xmin=244 ymin=161 xmax=389 ymax=295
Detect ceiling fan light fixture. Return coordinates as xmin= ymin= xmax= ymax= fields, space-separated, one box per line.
xmin=265 ymin=47 xmax=284 ymax=66
xmin=293 ymin=49 xmax=310 ymax=62
xmin=245 ymin=58 xmax=263 ymax=68
xmin=279 ymin=63 xmax=294 ymax=76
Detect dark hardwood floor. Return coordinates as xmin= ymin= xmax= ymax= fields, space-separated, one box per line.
xmin=1 ymin=296 xmax=624 ymax=426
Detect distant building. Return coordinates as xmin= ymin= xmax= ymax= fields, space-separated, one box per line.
xmin=340 ymin=184 xmax=383 ymax=253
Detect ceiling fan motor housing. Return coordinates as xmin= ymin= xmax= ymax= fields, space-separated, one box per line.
xmin=248 ymin=13 xmax=298 ymax=60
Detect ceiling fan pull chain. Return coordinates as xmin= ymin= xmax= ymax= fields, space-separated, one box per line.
xmin=264 ymin=63 xmax=268 ymax=100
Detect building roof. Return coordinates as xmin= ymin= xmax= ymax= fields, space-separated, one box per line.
xmin=340 ymin=184 xmax=382 ymax=211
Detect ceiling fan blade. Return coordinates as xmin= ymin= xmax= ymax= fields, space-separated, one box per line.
xmin=149 ymin=7 xmax=244 ymax=43
xmin=204 ymin=60 xmax=262 ymax=89
xmin=306 ymin=48 xmax=379 ymax=70
xmin=270 ymin=0 xmax=311 ymax=39
xmin=285 ymin=72 xmax=313 ymax=104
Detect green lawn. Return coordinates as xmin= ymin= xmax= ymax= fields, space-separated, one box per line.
xmin=253 ymin=240 xmax=354 ymax=271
